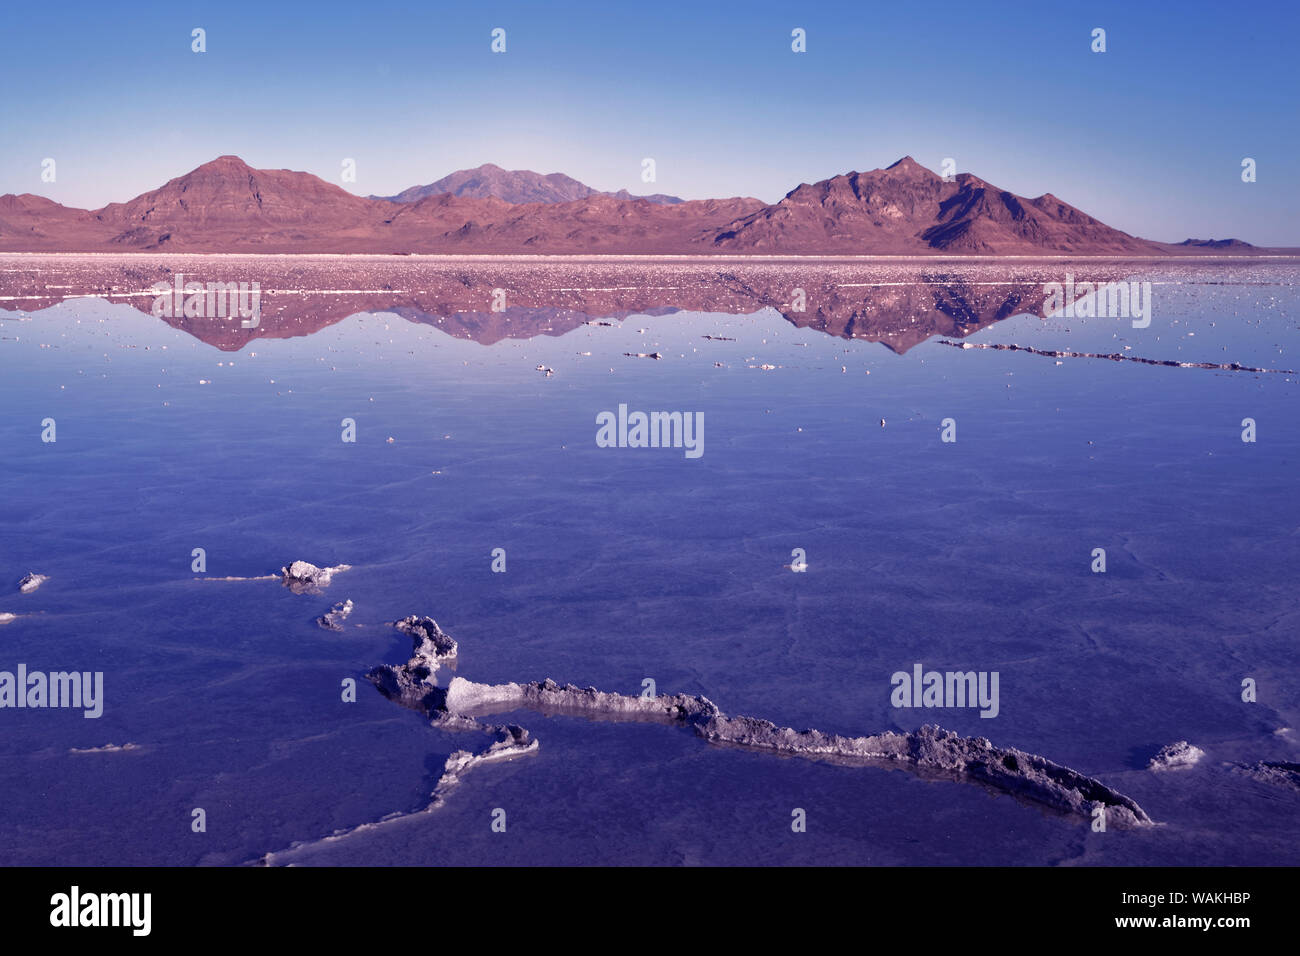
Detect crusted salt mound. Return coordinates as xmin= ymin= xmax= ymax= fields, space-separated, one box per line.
xmin=316 ymin=599 xmax=354 ymax=631
xmin=18 ymin=572 xmax=47 ymax=594
xmin=251 ymin=720 xmax=538 ymax=865
xmin=441 ymin=676 xmax=719 ymax=723
xmin=901 ymin=725 xmax=1152 ymax=827
xmin=269 ymin=618 xmax=1157 ymax=865
xmin=366 ymin=616 xmax=461 ymax=712
xmin=379 ymin=675 xmax=1153 ymax=827
xmin=69 ymin=742 xmax=141 ymax=755
xmin=698 ymin=717 xmax=1154 ymax=828
xmin=1148 ymin=740 xmax=1205 ymax=772
xmin=394 ymin=615 xmax=458 ymax=662
xmin=279 ymin=560 xmax=350 ymax=594
xmin=1231 ymin=760 xmax=1300 ymax=792
xmin=432 ymin=724 xmax=538 ymax=808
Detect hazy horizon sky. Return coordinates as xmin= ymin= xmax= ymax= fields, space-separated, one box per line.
xmin=2 ymin=0 xmax=1296 ymax=244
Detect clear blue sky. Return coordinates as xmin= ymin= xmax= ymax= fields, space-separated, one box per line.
xmin=2 ymin=0 xmax=1296 ymax=244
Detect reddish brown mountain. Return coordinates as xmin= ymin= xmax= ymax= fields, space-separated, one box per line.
xmin=374 ymin=162 xmax=683 ymax=205
xmin=380 ymin=191 xmax=765 ymax=253
xmin=0 ymin=155 xmax=1279 ymax=255
xmin=0 ymin=193 xmax=115 ymax=247
xmin=712 ymin=157 xmax=1163 ymax=254
xmin=90 ymin=155 xmax=389 ymax=249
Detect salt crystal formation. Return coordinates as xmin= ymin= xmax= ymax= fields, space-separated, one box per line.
xmin=18 ymin=572 xmax=47 ymax=594
xmin=316 ymin=599 xmax=354 ymax=631
xmin=432 ymin=725 xmax=537 ymax=809
xmin=1231 ymin=760 xmax=1300 ymax=792
xmin=69 ymin=743 xmax=141 ymax=755
xmin=1148 ymin=740 xmax=1206 ymax=772
xmin=279 ymin=560 xmax=351 ymax=594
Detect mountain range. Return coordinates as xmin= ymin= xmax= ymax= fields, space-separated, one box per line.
xmin=371 ymin=163 xmax=683 ymax=205
xmin=0 ymin=155 xmax=1282 ymax=255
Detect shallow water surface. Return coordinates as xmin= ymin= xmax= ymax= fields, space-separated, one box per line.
xmin=1 ymin=255 xmax=1297 ymax=865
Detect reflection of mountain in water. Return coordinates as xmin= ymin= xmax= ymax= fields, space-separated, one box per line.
xmin=0 ymin=258 xmax=1140 ymax=353
xmin=384 ymin=305 xmax=683 ymax=346
xmin=775 ymin=273 xmax=1063 ymax=353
